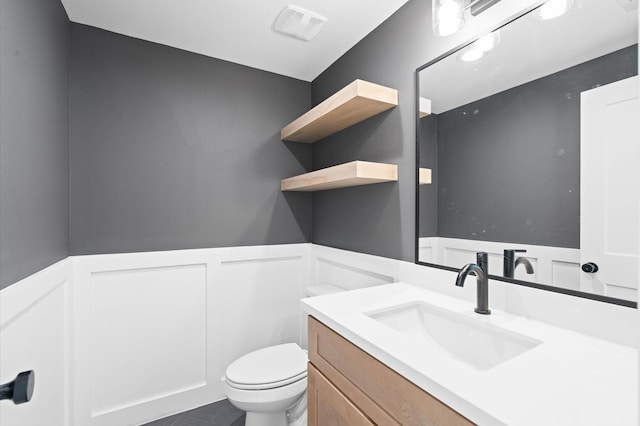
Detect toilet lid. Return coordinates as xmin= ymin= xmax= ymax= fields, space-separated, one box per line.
xmin=225 ymin=343 xmax=307 ymax=390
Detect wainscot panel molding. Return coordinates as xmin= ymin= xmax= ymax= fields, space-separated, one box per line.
xmin=310 ymin=245 xmax=399 ymax=291
xmin=0 ymin=242 xmax=635 ymax=426
xmin=70 ymin=244 xmax=312 ymax=426
xmin=303 ymin=245 xmax=400 ymax=348
xmin=0 ymin=258 xmax=72 ymax=426
xmin=419 ymin=237 xmax=582 ymax=293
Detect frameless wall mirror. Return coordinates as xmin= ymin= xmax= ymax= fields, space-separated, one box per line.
xmin=416 ymin=0 xmax=639 ymax=305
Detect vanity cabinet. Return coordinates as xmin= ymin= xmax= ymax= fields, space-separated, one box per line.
xmin=308 ymin=365 xmax=375 ymax=425
xmin=308 ymin=316 xmax=474 ymax=426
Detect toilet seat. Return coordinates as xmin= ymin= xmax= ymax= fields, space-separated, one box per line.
xmin=225 ymin=343 xmax=307 ymax=391
xmin=226 ymin=371 xmax=307 ymax=390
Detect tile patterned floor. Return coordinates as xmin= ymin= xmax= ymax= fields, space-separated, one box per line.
xmin=141 ymin=399 xmax=245 ymax=426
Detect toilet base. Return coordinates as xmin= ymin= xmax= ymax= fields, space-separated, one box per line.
xmin=287 ymin=393 xmax=307 ymax=426
xmin=287 ymin=407 xmax=307 ymax=426
xmin=245 ymin=411 xmax=287 ymax=426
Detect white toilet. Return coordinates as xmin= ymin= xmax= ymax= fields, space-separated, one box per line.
xmin=223 ymin=284 xmax=345 ymax=426
xmin=223 ymin=343 xmax=308 ymax=426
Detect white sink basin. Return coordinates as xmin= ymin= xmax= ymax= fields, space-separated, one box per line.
xmin=366 ymin=301 xmax=542 ymax=371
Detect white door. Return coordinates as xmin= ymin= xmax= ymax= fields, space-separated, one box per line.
xmin=580 ymin=76 xmax=639 ymax=300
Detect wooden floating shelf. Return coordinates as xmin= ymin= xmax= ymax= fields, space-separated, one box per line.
xmin=419 ymin=168 xmax=432 ymax=185
xmin=281 ymin=79 xmax=398 ymax=143
xmin=281 ymin=161 xmax=398 ymax=192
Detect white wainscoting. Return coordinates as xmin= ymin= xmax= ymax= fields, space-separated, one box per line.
xmin=1 ymin=243 xmax=636 ymax=426
xmin=419 ymin=237 xmax=581 ymax=291
xmin=71 ymin=244 xmax=311 ymax=426
xmin=217 ymin=254 xmax=308 ymax=385
xmin=310 ymin=245 xmax=398 ymax=290
xmin=68 ymin=243 xmax=402 ymax=425
xmin=0 ymin=258 xmax=72 ymax=426
xmin=301 ymin=245 xmax=399 ymax=347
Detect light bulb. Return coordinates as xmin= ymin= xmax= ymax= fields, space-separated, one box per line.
xmin=535 ymin=0 xmax=575 ymax=20
xmin=433 ymin=0 xmax=465 ymax=37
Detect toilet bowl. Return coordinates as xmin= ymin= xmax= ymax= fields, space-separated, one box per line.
xmin=224 ymin=285 xmax=346 ymax=426
xmin=223 ymin=343 xmax=308 ymax=426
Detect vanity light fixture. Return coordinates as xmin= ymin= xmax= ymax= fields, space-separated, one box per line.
xmin=534 ymin=0 xmax=575 ymax=20
xmin=432 ymin=0 xmax=503 ymax=37
xmin=273 ymin=5 xmax=327 ymax=41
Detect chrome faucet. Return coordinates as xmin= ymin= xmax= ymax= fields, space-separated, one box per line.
xmin=503 ymin=249 xmax=534 ymax=279
xmin=455 ymin=252 xmax=491 ymax=315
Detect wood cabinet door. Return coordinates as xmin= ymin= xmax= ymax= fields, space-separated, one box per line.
xmin=308 ymin=364 xmax=375 ymax=426
xmin=308 ymin=317 xmax=474 ymax=426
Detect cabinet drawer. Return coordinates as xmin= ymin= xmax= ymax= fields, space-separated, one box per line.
xmin=308 ymin=316 xmax=474 ymax=426
xmin=309 ymin=364 xmax=375 ymax=426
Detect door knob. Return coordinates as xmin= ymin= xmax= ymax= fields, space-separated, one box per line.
xmin=581 ymin=262 xmax=599 ymax=273
xmin=0 ymin=371 xmax=35 ymax=404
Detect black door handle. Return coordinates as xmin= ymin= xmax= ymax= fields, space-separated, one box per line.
xmin=581 ymin=262 xmax=599 ymax=273
xmin=0 ymin=371 xmax=35 ymax=404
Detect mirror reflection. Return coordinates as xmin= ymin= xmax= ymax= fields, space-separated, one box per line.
xmin=416 ymin=0 xmax=638 ymax=302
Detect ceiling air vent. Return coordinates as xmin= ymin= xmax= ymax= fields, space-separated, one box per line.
xmin=273 ymin=5 xmax=327 ymax=41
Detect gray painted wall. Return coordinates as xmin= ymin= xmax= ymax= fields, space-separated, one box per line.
xmin=426 ymin=46 xmax=637 ymax=247
xmin=0 ymin=0 xmax=70 ymax=290
xmin=418 ymin=115 xmax=438 ymax=238
xmin=70 ymin=25 xmax=312 ymax=255
xmin=310 ymin=0 xmax=488 ymax=261
xmin=311 ymin=1 xmax=430 ymax=262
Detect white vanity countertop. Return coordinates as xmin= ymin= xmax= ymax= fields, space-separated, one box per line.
xmin=301 ymin=283 xmax=637 ymax=426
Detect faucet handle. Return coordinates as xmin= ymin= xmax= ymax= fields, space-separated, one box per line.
xmin=504 ymin=249 xmax=527 ymax=256
xmin=476 ymin=252 xmax=488 ymax=272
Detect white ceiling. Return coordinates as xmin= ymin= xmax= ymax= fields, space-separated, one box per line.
xmin=420 ymin=0 xmax=638 ymax=113
xmin=60 ymin=0 xmax=409 ymax=82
